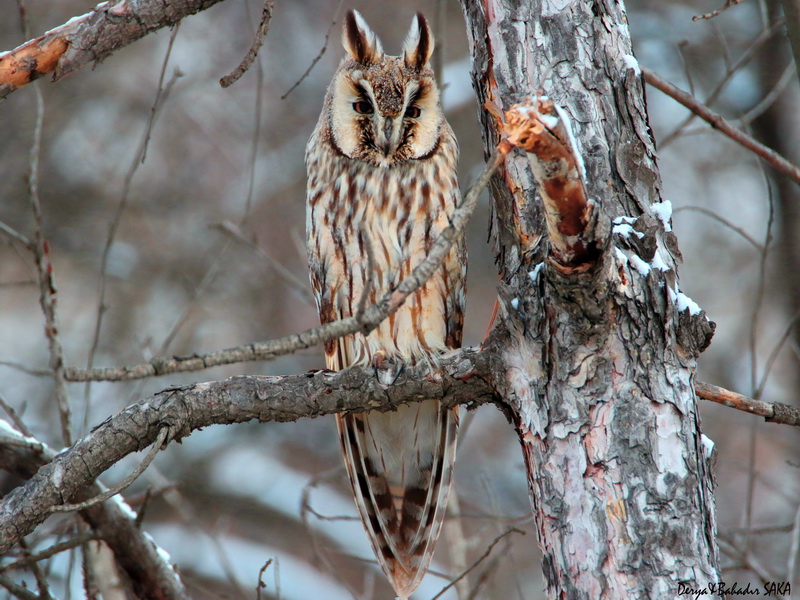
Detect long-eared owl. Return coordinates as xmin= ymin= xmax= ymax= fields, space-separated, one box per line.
xmin=306 ymin=10 xmax=465 ymax=598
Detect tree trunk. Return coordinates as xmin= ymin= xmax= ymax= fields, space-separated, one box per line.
xmin=459 ymin=0 xmax=721 ymax=596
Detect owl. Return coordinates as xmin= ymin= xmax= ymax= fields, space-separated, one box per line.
xmin=305 ymin=10 xmax=465 ymax=599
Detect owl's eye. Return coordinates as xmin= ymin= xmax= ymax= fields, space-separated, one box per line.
xmin=404 ymin=105 xmax=421 ymax=119
xmin=353 ymin=100 xmax=374 ymax=115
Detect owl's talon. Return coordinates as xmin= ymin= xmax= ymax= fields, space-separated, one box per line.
xmin=372 ymin=351 xmax=403 ymax=386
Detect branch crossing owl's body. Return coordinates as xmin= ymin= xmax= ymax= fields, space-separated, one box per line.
xmin=306 ymin=10 xmax=465 ymax=598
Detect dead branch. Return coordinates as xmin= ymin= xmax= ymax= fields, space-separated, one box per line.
xmin=0 ymin=531 xmax=99 ymax=574
xmin=0 ymin=428 xmax=189 ymax=600
xmin=281 ymin=0 xmax=343 ymax=99
xmin=219 ymin=0 xmax=274 ymax=88
xmin=0 ymin=0 xmax=225 ymax=99
xmin=695 ymin=380 xmax=800 ymax=426
xmin=64 ymin=145 xmax=507 ymax=382
xmin=431 ymin=528 xmax=525 ymax=600
xmin=642 ymin=67 xmax=800 ymax=185
xmin=693 ymin=0 xmax=743 ymax=21
xmin=659 ymin=19 xmax=786 ymax=147
xmin=0 ymin=348 xmax=496 ymax=554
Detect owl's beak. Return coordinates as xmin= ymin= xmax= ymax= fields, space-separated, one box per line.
xmin=376 ymin=116 xmax=400 ymax=156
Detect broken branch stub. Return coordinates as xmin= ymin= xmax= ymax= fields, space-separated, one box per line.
xmin=503 ymin=97 xmax=599 ymax=272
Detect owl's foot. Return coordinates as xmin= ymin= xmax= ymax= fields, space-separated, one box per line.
xmin=372 ymin=351 xmax=404 ymax=386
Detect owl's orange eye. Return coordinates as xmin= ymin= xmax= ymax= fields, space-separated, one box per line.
xmin=353 ymin=100 xmax=374 ymax=115
xmin=405 ymin=105 xmax=421 ymax=119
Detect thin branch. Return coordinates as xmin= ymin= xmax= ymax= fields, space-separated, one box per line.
xmin=0 ymin=427 xmax=189 ymax=599
xmin=51 ymin=427 xmax=170 ymax=513
xmin=431 ymin=528 xmax=525 ymax=600
xmin=64 ymin=146 xmax=508 ymax=382
xmin=735 ymin=61 xmax=795 ymax=127
xmin=0 ymin=221 xmax=33 ymax=249
xmin=658 ymin=19 xmax=786 ymax=147
xmin=213 ymin=220 xmax=313 ymax=302
xmin=693 ymin=0 xmax=743 ymax=21
xmin=695 ymin=381 xmax=800 ymax=426
xmin=18 ymin=540 xmax=52 ymax=600
xmin=643 ymin=67 xmax=800 ymax=184
xmin=220 ymin=0 xmax=274 ymax=88
xmin=26 ymin=69 xmax=72 ymax=445
xmin=0 ymin=0 xmax=224 ymax=99
xmin=0 ymin=361 xmax=51 ymax=378
xmin=0 ymin=348 xmax=496 ymax=554
xmin=0 ymin=532 xmax=99 ymax=573
xmin=281 ymin=0 xmax=344 ymax=99
xmin=754 ymin=307 xmax=800 ymax=399
xmin=83 ymin=33 xmax=182 ymax=428
xmin=0 ymin=393 xmax=36 ymax=439
xmin=0 ymin=575 xmax=41 ymax=600
xmin=673 ymin=206 xmax=763 ymax=251
xmin=255 ymin=559 xmax=272 ymax=600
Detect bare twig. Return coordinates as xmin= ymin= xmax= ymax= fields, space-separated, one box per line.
xmin=51 ymin=427 xmax=170 ymax=513
xmin=255 ymin=559 xmax=272 ymax=600
xmin=673 ymin=206 xmax=764 ymax=250
xmin=0 ymin=222 xmax=32 ymax=248
xmin=25 ymin=61 xmax=72 ymax=446
xmin=695 ymin=381 xmax=800 ymax=426
xmin=220 ymin=0 xmax=274 ymax=88
xmin=755 ymin=308 xmax=800 ymax=399
xmin=643 ymin=67 xmax=800 ymax=184
xmin=64 ymin=146 xmax=508 ymax=382
xmin=0 ymin=574 xmax=41 ymax=600
xmin=743 ymin=170 xmax=774 ymax=554
xmin=83 ymin=30 xmax=182 ymax=428
xmin=18 ymin=539 xmax=53 ymax=600
xmin=0 ymin=361 xmax=51 ymax=377
xmin=242 ymin=33 xmax=264 ymax=221
xmin=658 ymin=19 xmax=785 ymax=147
xmin=736 ymin=61 xmax=795 ymax=127
xmin=0 ymin=393 xmax=35 ymax=439
xmin=693 ymin=0 xmax=743 ymax=21
xmin=281 ymin=0 xmax=344 ymax=99
xmin=0 ymin=531 xmax=99 ymax=573
xmin=431 ymin=528 xmax=525 ymax=600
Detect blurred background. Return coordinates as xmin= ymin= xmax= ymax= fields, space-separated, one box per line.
xmin=0 ymin=0 xmax=798 ymax=598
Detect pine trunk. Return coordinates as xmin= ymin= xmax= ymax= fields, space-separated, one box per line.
xmin=459 ymin=0 xmax=721 ymax=596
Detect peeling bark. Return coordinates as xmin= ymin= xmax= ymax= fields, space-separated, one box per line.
xmin=461 ymin=0 xmax=720 ymax=596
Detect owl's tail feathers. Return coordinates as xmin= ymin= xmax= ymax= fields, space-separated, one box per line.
xmin=337 ymin=401 xmax=459 ymax=599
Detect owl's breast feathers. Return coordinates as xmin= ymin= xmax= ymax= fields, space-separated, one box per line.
xmin=306 ymin=120 xmax=465 ymax=368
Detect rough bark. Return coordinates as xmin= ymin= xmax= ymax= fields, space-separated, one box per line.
xmin=0 ymin=349 xmax=496 ymax=555
xmin=460 ymin=0 xmax=720 ymax=597
xmin=0 ymin=0 xmax=225 ymax=99
xmin=0 ymin=430 xmax=189 ymax=600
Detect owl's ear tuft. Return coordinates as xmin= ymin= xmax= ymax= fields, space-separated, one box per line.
xmin=403 ymin=13 xmax=434 ymax=71
xmin=343 ymin=10 xmax=384 ymax=65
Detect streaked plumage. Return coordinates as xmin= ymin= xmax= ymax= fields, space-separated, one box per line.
xmin=305 ymin=10 xmax=465 ymax=598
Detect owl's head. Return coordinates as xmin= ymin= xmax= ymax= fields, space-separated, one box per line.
xmin=326 ymin=10 xmax=443 ymax=168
